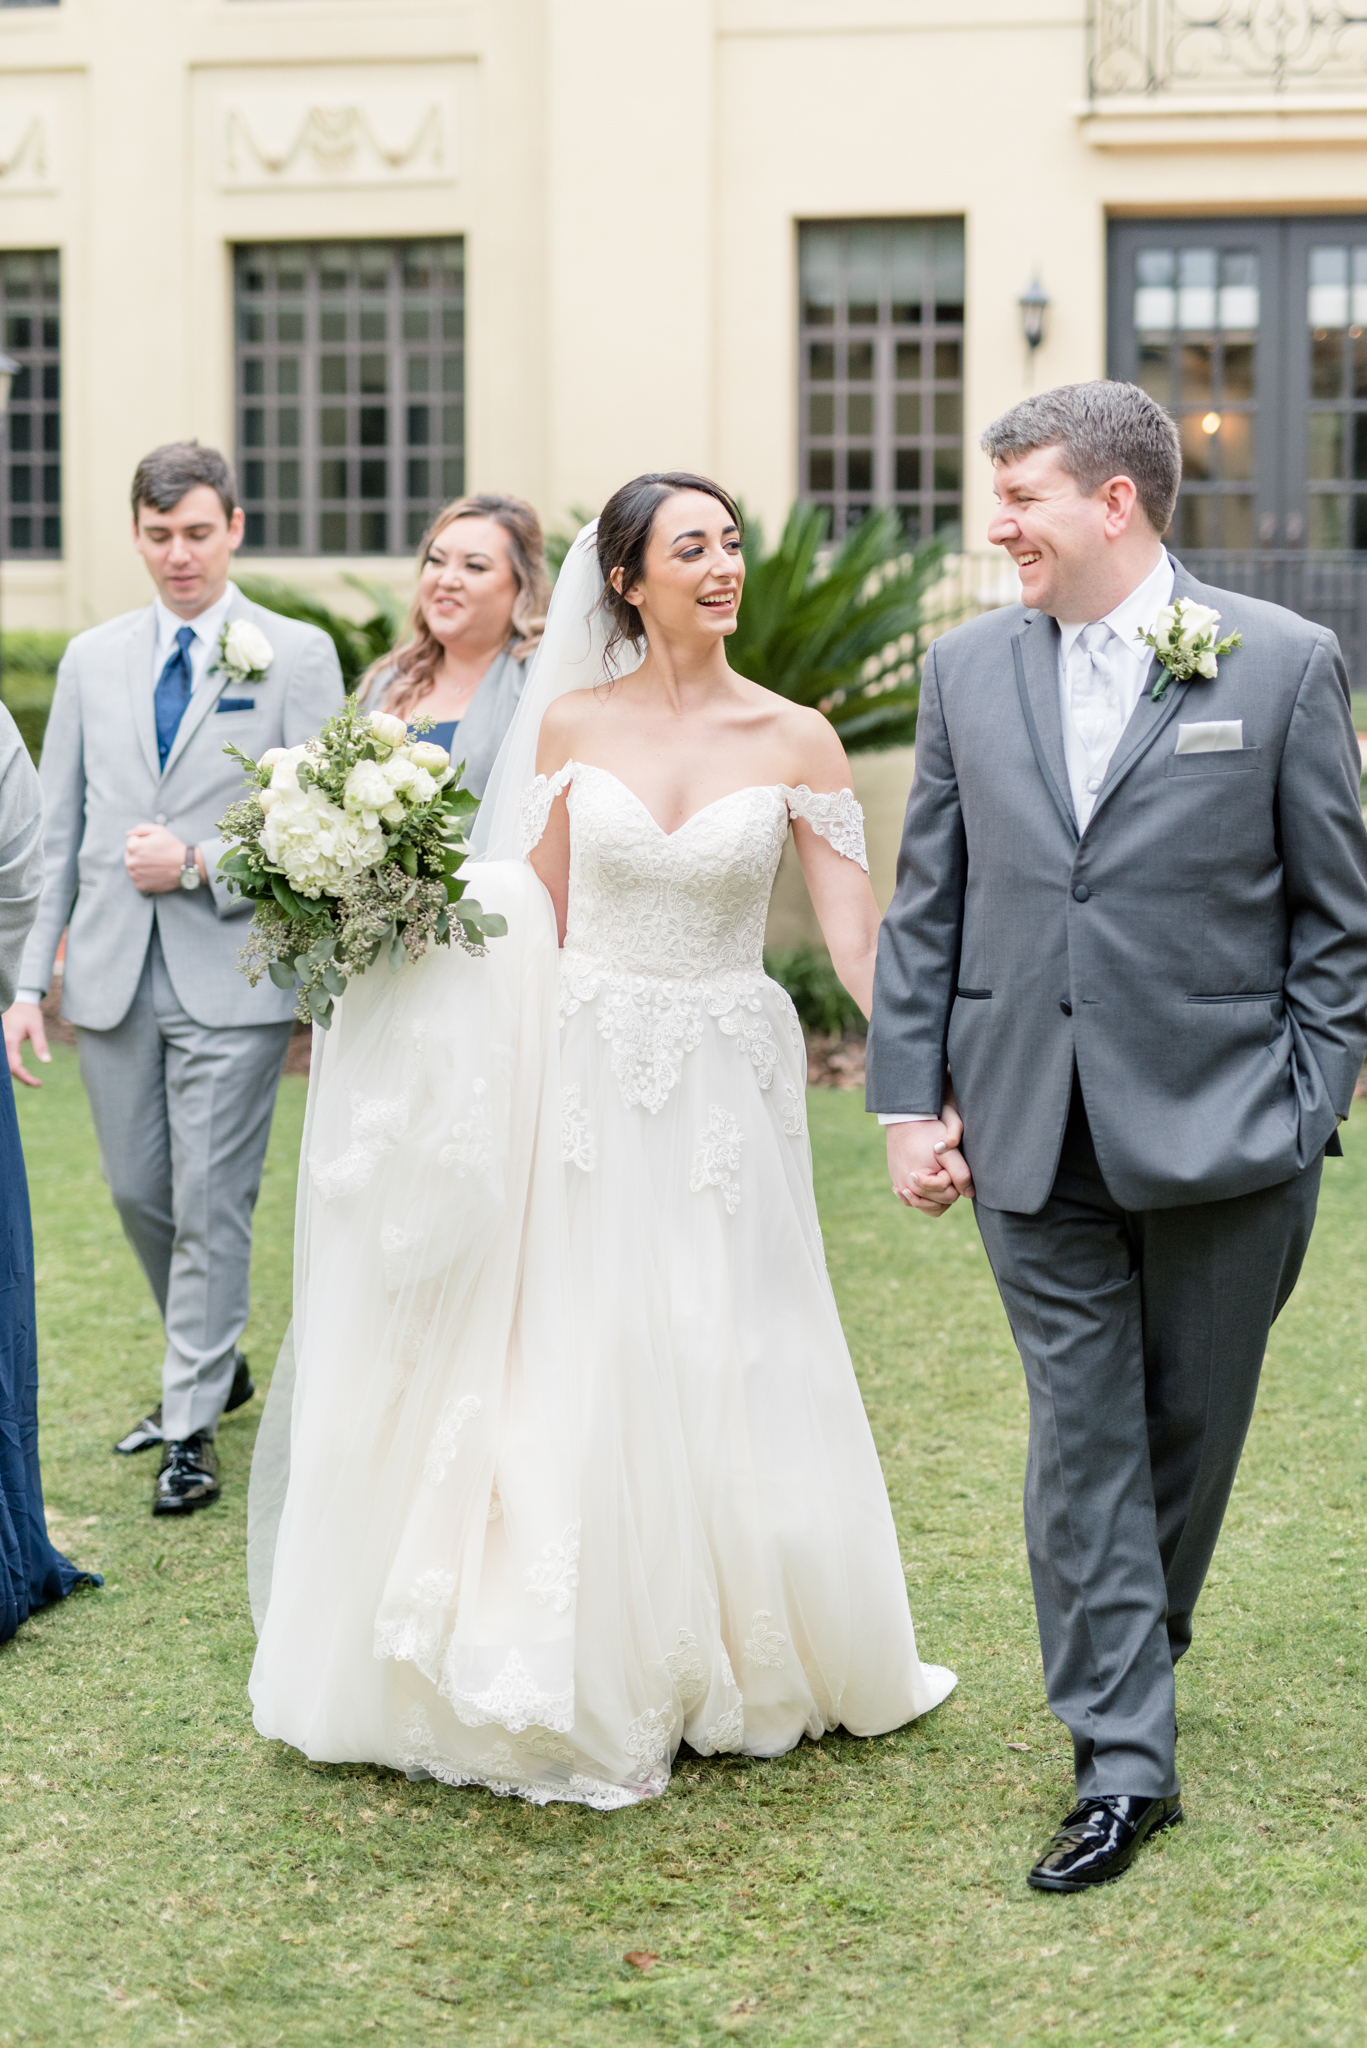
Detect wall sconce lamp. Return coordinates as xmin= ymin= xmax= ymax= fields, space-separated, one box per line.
xmin=1018 ymin=277 xmax=1050 ymax=351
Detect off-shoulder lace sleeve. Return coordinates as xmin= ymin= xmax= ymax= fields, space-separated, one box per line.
xmin=784 ymin=785 xmax=868 ymax=872
xmin=518 ymin=762 xmax=575 ymax=858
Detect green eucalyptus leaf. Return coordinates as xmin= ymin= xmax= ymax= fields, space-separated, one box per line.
xmin=268 ymin=960 xmax=298 ymax=990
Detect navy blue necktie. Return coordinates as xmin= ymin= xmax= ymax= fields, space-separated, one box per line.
xmin=154 ymin=624 xmax=197 ymax=768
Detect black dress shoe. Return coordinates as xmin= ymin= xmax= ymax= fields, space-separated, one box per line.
xmin=152 ymin=1435 xmax=220 ymax=1516
xmin=1027 ymin=1794 xmax=1183 ymax=1892
xmin=114 ymin=1353 xmax=253 ymax=1455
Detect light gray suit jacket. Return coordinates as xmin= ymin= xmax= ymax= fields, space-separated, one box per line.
xmin=21 ymin=584 xmax=344 ymax=1030
xmin=866 ymin=557 xmax=1367 ymax=1213
xmin=0 ymin=705 xmax=44 ymax=1012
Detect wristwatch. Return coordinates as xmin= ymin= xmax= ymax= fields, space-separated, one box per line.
xmin=179 ymin=845 xmax=202 ymax=891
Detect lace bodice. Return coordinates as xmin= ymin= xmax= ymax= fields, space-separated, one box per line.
xmin=520 ymin=761 xmax=866 ymax=983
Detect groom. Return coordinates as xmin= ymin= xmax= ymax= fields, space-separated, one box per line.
xmin=3 ymin=442 xmax=343 ymax=1515
xmin=868 ymin=381 xmax=1367 ymax=1890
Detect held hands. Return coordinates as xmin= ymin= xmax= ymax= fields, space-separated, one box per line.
xmin=125 ymin=824 xmax=203 ymax=894
xmin=886 ymin=1091 xmax=975 ymax=1217
xmin=3 ymin=1001 xmax=49 ymax=1089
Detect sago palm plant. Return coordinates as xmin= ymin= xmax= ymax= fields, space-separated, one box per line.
xmin=727 ymin=505 xmax=950 ymax=752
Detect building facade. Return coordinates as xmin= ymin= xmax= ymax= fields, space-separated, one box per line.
xmin=3 ymin=0 xmax=1367 ymax=644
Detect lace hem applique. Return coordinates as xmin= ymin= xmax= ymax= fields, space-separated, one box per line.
xmin=561 ymin=958 xmax=781 ymax=1115
xmin=785 ymin=785 xmax=868 ymax=872
xmin=525 ymin=1523 xmax=581 ymax=1613
xmin=781 ymin=1080 xmax=806 ymax=1138
xmin=624 ymin=1704 xmax=675 ymax=1776
xmin=518 ymin=763 xmax=574 ymax=858
xmin=395 ymin=1704 xmax=663 ymax=1811
xmin=742 ymin=1610 xmax=788 ymax=1670
xmin=665 ymin=1629 xmax=708 ymax=1708
xmin=449 ymin=1647 xmax=575 ymax=1736
xmin=561 ymin=1083 xmax=596 ymax=1171
xmin=690 ymin=1105 xmax=743 ymax=1215
xmin=438 ymin=1077 xmax=494 ymax=1178
xmin=311 ymin=1090 xmax=411 ymax=1201
xmin=423 ymin=1394 xmax=481 ymax=1484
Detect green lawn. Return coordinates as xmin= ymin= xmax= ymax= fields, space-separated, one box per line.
xmin=3 ymin=1050 xmax=1366 ymax=2046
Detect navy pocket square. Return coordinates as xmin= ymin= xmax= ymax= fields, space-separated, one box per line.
xmin=215 ymin=697 xmax=255 ymax=713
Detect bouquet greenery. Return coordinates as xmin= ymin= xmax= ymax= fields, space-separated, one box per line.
xmin=215 ymin=698 xmax=506 ymax=1028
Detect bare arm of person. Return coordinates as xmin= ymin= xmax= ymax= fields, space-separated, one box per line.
xmin=783 ymin=708 xmax=970 ymax=1207
xmin=526 ymin=696 xmax=580 ymax=944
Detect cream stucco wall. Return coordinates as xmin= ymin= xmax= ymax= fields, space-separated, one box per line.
xmin=1 ymin=0 xmax=1366 ymax=638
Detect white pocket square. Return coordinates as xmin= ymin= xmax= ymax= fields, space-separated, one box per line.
xmin=1175 ymin=720 xmax=1243 ymax=755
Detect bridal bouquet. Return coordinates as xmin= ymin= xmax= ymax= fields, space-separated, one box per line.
xmin=216 ymin=698 xmax=506 ymax=1028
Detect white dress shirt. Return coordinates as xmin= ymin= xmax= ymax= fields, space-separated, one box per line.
xmin=14 ymin=583 xmax=240 ymax=1006
xmin=151 ymin=582 xmax=237 ymax=694
xmin=879 ymin=550 xmax=1174 ymax=1126
xmin=1056 ymin=550 xmax=1173 ymax=833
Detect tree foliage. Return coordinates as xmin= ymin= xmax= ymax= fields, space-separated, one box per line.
xmin=727 ymin=505 xmax=949 ymax=752
xmin=235 ymin=573 xmax=407 ymax=693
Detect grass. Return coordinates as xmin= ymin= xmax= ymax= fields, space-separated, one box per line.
xmin=2 ymin=1051 xmax=1366 ymax=2046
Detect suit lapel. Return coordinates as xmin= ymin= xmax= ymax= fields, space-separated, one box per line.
xmin=1086 ymin=557 xmax=1198 ymax=829
xmin=1011 ymin=608 xmax=1078 ymax=841
xmin=160 ymin=588 xmax=239 ymax=780
xmin=125 ymin=609 xmax=160 ymax=782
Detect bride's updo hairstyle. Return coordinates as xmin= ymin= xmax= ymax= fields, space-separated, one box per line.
xmin=596 ymin=471 xmax=743 ymax=675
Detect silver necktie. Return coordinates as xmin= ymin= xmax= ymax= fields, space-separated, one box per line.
xmin=1069 ymin=621 xmax=1125 ymax=794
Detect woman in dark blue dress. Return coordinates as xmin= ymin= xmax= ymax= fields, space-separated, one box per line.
xmin=0 ymin=707 xmax=96 ymax=1640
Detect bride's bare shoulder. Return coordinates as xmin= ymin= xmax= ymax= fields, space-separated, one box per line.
xmin=748 ymin=687 xmax=854 ymax=789
xmin=534 ymin=690 xmax=601 ymax=772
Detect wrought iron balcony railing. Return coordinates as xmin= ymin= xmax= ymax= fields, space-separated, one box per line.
xmin=1088 ymin=1 xmax=1367 ymax=98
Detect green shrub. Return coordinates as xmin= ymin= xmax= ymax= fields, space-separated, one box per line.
xmin=764 ymin=941 xmax=864 ymax=1037
xmin=236 ymin=574 xmax=405 ymax=692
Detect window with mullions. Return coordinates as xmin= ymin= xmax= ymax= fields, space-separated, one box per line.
xmin=1 ymin=250 xmax=60 ymax=558
xmin=234 ymin=240 xmax=464 ymax=556
xmin=1305 ymin=244 xmax=1367 ymax=551
xmin=1130 ymin=245 xmax=1259 ymax=551
xmin=799 ymin=219 xmax=963 ymax=543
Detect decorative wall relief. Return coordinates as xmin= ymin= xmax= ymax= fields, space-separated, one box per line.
xmin=220 ymin=83 xmax=456 ymax=192
xmin=1090 ymin=0 xmax=1367 ymax=99
xmin=0 ymin=105 xmax=56 ymax=196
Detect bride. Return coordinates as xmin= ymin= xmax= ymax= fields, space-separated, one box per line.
xmin=248 ymin=472 xmax=956 ymax=1808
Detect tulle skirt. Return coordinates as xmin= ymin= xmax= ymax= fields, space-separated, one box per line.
xmin=248 ymin=861 xmax=954 ymax=1807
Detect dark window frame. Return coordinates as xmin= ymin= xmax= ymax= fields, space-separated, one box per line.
xmin=1 ymin=248 xmax=60 ymax=559
xmin=234 ymin=238 xmax=465 ymax=557
xmin=798 ymin=217 xmax=964 ymax=544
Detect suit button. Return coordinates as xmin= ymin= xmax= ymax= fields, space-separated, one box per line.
xmin=1072 ymin=883 xmax=1090 ymax=902
xmin=155 ymin=812 xmax=167 ymax=826
xmin=1060 ymin=1000 xmax=1073 ymax=1016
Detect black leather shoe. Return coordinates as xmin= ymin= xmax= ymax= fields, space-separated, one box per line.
xmin=114 ymin=1353 xmax=253 ymax=1455
xmin=1027 ymin=1794 xmax=1183 ymax=1892
xmin=152 ymin=1435 xmax=220 ymax=1516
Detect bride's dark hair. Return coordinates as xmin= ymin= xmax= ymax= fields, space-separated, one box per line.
xmin=596 ymin=471 xmax=743 ymax=674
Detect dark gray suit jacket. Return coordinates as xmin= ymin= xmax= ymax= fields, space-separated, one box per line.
xmin=866 ymin=557 xmax=1367 ymax=1213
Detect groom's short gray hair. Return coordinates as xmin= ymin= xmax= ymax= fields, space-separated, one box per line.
xmin=981 ymin=381 xmax=1181 ymax=537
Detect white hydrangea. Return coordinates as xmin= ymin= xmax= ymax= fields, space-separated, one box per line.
xmin=260 ymin=785 xmax=386 ymax=899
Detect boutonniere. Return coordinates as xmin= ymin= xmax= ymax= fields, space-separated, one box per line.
xmin=215 ymin=619 xmax=274 ymax=689
xmin=1138 ymin=599 xmax=1242 ymax=703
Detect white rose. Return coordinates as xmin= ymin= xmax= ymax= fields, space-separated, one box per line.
xmin=263 ymin=743 xmax=313 ymax=795
xmin=383 ymin=755 xmax=438 ymax=806
xmin=407 ymin=740 xmax=450 ymax=776
xmin=258 ymin=785 xmax=280 ymax=814
xmin=1195 ymin=647 xmax=1219 ymax=678
xmin=366 ymin=710 xmax=408 ymax=750
xmin=258 ymin=746 xmax=286 ymax=769
xmin=223 ymin=619 xmax=274 ymax=676
xmin=1173 ymin=601 xmax=1221 ymax=648
xmin=344 ymin=758 xmax=397 ymax=817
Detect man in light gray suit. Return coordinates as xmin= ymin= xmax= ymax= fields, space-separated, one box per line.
xmin=868 ymin=383 xmax=1367 ymax=1890
xmin=2 ymin=443 xmax=343 ymax=1515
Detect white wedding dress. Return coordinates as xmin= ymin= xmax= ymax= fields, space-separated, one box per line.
xmin=248 ymin=530 xmax=954 ymax=1809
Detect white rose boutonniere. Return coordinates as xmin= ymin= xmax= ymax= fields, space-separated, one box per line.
xmin=217 ymin=618 xmax=275 ymax=689
xmin=1137 ymin=598 xmax=1242 ymax=704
